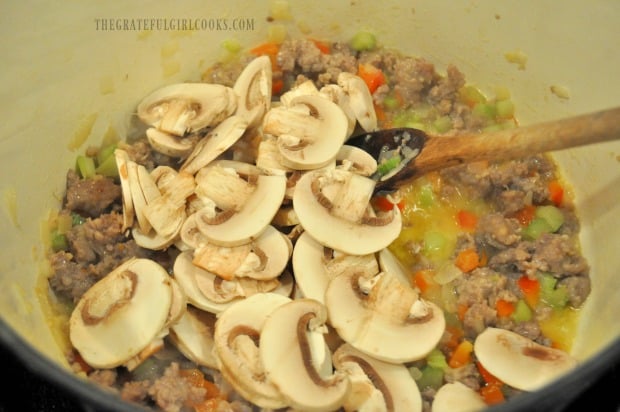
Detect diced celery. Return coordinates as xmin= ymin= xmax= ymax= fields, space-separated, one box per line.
xmin=539 ymin=273 xmax=569 ymax=308
xmin=458 ymin=85 xmax=486 ymax=106
xmin=522 ymin=217 xmax=553 ymax=240
xmin=433 ymin=115 xmax=453 ymax=134
xmin=96 ymin=143 xmax=117 ymax=165
xmin=95 ymin=153 xmax=119 ymax=178
xmin=76 ymin=155 xmax=96 ymax=179
xmin=496 ymin=99 xmax=515 ymax=119
xmin=472 ymin=102 xmax=497 ymax=120
xmin=382 ymin=95 xmax=400 ymax=110
xmin=222 ymin=38 xmax=242 ymax=54
xmin=50 ymin=230 xmax=68 ymax=251
xmin=426 ymin=348 xmax=449 ymax=370
xmin=350 ymin=31 xmax=377 ymax=51
xmin=423 ymin=231 xmax=448 ymax=255
xmin=377 ymin=154 xmax=402 ymax=176
xmin=511 ymin=299 xmax=532 ymax=322
xmin=417 ymin=183 xmax=435 ymax=208
xmin=415 ymin=365 xmax=444 ymax=390
xmin=71 ymin=213 xmax=86 ymax=226
xmin=535 ymin=205 xmax=564 ymax=232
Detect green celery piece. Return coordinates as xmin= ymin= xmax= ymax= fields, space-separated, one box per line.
xmin=539 ymin=272 xmax=568 ymax=308
xmin=415 ymin=365 xmax=444 ymax=390
xmin=76 ymin=155 xmax=96 ymax=179
xmin=383 ymin=95 xmax=400 ymax=110
xmin=50 ymin=230 xmax=68 ymax=251
xmin=423 ymin=231 xmax=448 ymax=256
xmin=496 ymin=99 xmax=515 ymax=119
xmin=535 ymin=205 xmax=564 ymax=232
xmin=426 ymin=348 xmax=449 ymax=370
xmin=95 ymin=153 xmax=119 ymax=178
xmin=350 ymin=31 xmax=377 ymax=51
xmin=71 ymin=213 xmax=86 ymax=226
xmin=433 ymin=115 xmax=453 ymax=134
xmin=472 ymin=102 xmax=497 ymax=120
xmin=522 ymin=217 xmax=553 ymax=240
xmin=417 ymin=183 xmax=435 ymax=208
xmin=377 ymin=154 xmax=402 ymax=176
xmin=511 ymin=299 xmax=532 ymax=322
xmin=97 ymin=143 xmax=117 ymax=165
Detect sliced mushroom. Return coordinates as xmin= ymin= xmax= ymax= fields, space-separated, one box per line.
xmin=333 ymin=343 xmax=422 ymax=412
xmin=336 ymin=144 xmax=378 ymax=177
xmin=432 ymin=382 xmax=486 ymax=412
xmin=164 ymin=276 xmax=187 ymax=328
xmin=114 ymin=148 xmax=134 ymax=232
xmin=214 ymin=293 xmax=292 ymax=409
xmin=132 ymin=223 xmax=181 ymax=251
xmin=179 ymin=212 xmax=210 ymax=250
xmin=194 ymin=163 xmax=286 ymax=247
xmin=378 ymin=247 xmax=413 ymax=286
xmin=337 ymin=72 xmax=377 ymax=132
xmin=263 ymin=94 xmax=349 ymax=170
xmin=259 ymin=298 xmax=350 ymax=412
xmin=69 ymin=258 xmax=172 ymax=368
xmin=169 ymin=306 xmax=219 ymax=369
xmin=233 ymin=55 xmax=272 ymax=128
xmin=474 ymin=327 xmax=578 ymax=392
xmin=192 ymin=225 xmax=291 ymax=281
xmin=293 ymin=168 xmax=402 ymax=255
xmin=320 ymin=83 xmax=357 ymax=137
xmin=137 ymin=83 xmax=237 ymax=136
xmin=292 ymin=231 xmax=379 ymax=305
xmin=180 ymin=115 xmax=248 ymax=175
xmin=194 ymin=269 xmax=280 ymax=304
xmin=325 ymin=270 xmax=445 ymax=363
xmin=146 ymin=127 xmax=195 ymax=158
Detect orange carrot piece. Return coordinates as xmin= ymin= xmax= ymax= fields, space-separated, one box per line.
xmin=455 ymin=248 xmax=480 ymax=273
xmin=457 ymin=303 xmax=469 ymax=321
xmin=271 ymin=78 xmax=284 ymax=95
xmin=456 ymin=209 xmax=478 ymax=231
xmin=517 ymin=275 xmax=540 ymax=308
xmin=357 ymin=63 xmax=386 ymax=94
xmin=476 ymin=361 xmax=504 ymax=387
xmin=480 ymin=383 xmax=505 ymax=405
xmin=495 ymin=299 xmax=515 ymax=317
xmin=310 ymin=38 xmax=331 ymax=54
xmin=444 ymin=325 xmax=464 ymax=351
xmin=548 ymin=180 xmax=564 ymax=206
xmin=448 ymin=339 xmax=474 ymax=368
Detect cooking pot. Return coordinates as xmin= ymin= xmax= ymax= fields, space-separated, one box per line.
xmin=1 ymin=1 xmax=618 ymax=411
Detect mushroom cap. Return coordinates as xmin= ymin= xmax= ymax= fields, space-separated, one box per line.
xmin=195 ymin=173 xmax=286 ymax=247
xmin=474 ymin=327 xmax=578 ymax=391
xmin=169 ymin=306 xmax=218 ymax=369
xmin=293 ymin=169 xmax=402 ymax=255
xmin=378 ymin=247 xmax=412 ymax=286
xmin=69 ymin=258 xmax=172 ymax=369
xmin=214 ymin=293 xmax=291 ymax=409
xmin=336 ymin=144 xmax=378 ymax=176
xmin=146 ymin=127 xmax=195 ymax=158
xmin=259 ymin=298 xmax=350 ymax=412
xmin=432 ymin=382 xmax=486 ymax=412
xmin=233 ymin=55 xmax=272 ymax=128
xmin=137 ymin=82 xmax=237 ymax=136
xmin=337 ymin=72 xmax=377 ymax=132
xmin=333 ymin=343 xmax=422 ymax=412
xmin=325 ymin=270 xmax=445 ymax=363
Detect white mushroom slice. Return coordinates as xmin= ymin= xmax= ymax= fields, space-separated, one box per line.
xmin=195 ymin=163 xmax=255 ymax=212
xmin=233 ymin=55 xmax=272 ymax=128
xmin=260 ymin=299 xmax=350 ymax=411
xmin=293 ymin=231 xmax=378 ymax=305
xmin=263 ymin=94 xmax=349 ymax=170
xmin=333 ymin=343 xmax=422 ymax=412
xmin=150 ymin=165 xmax=178 ymax=189
xmin=195 ymin=174 xmax=286 ymax=247
xmin=272 ymin=206 xmax=299 ymax=227
xmin=127 ymin=160 xmax=151 ymax=234
xmin=69 ymin=258 xmax=172 ymax=369
xmin=179 ymin=213 xmax=210 ymax=249
xmin=194 ymin=268 xmax=280 ymax=303
xmin=132 ymin=222 xmax=181 ymax=250
xmin=214 ymin=293 xmax=291 ymax=409
xmin=164 ymin=276 xmax=187 ymax=328
xmin=336 ymin=145 xmax=378 ymax=177
xmin=338 ymin=72 xmax=378 ymax=132
xmin=256 ymin=136 xmax=291 ymax=173
xmin=280 ymin=79 xmax=320 ymax=107
xmin=325 ymin=270 xmax=445 ymax=363
xmin=194 ymin=225 xmax=291 ymax=281
xmin=169 ymin=306 xmax=219 ymax=369
xmin=474 ymin=327 xmax=578 ymax=392
xmin=137 ymin=83 xmax=237 ymax=136
xmin=293 ymin=168 xmax=401 ymax=255
xmin=378 ymin=247 xmax=413 ymax=286
xmin=432 ymin=382 xmax=486 ymax=412
xmin=143 ymin=171 xmax=195 ymax=238
xmin=320 ymin=84 xmax=357 ymax=137
xmin=146 ymin=127 xmax=195 ymax=158
xmin=124 ymin=337 xmax=165 ymax=372
xmin=180 ymin=115 xmax=248 ymax=175
xmin=114 ymin=149 xmax=134 ymax=232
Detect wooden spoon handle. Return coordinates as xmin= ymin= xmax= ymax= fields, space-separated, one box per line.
xmin=413 ymin=106 xmax=620 ymax=176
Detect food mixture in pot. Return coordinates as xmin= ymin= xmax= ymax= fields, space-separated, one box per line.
xmin=44 ymin=32 xmax=590 ymax=412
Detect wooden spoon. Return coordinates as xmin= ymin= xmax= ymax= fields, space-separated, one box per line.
xmin=347 ymin=106 xmax=620 ymax=191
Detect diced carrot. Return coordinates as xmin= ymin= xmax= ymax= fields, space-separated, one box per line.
xmin=181 ymin=368 xmax=224 ymax=406
xmin=310 ymin=38 xmax=331 ymax=54
xmin=249 ymin=42 xmax=281 ymax=71
xmin=448 ymin=339 xmax=474 ymax=368
xmin=271 ymin=78 xmax=284 ymax=95
xmin=373 ymin=195 xmax=404 ymax=212
xmin=357 ymin=63 xmax=386 ymax=94
xmin=455 ymin=248 xmax=480 ymax=273
xmin=495 ymin=299 xmax=515 ymax=317
xmin=548 ymin=180 xmax=564 ymax=206
xmin=457 ymin=303 xmax=469 ymax=321
xmin=375 ymin=103 xmax=387 ymax=123
xmin=411 ymin=269 xmax=433 ymax=293
xmin=456 ymin=209 xmax=478 ymax=231
xmin=194 ymin=398 xmax=225 ymax=412
xmin=517 ymin=275 xmax=540 ymax=308
xmin=512 ymin=204 xmax=536 ymax=226
xmin=476 ymin=361 xmax=504 ymax=387
xmin=443 ymin=325 xmax=464 ymax=350
xmin=480 ymin=383 xmax=505 ymax=405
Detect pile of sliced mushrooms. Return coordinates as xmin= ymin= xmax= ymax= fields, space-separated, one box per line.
xmin=69 ymin=55 xmax=578 ymax=411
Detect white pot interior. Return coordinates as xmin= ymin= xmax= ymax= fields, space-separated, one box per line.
xmin=0 ymin=0 xmax=618 ymax=402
